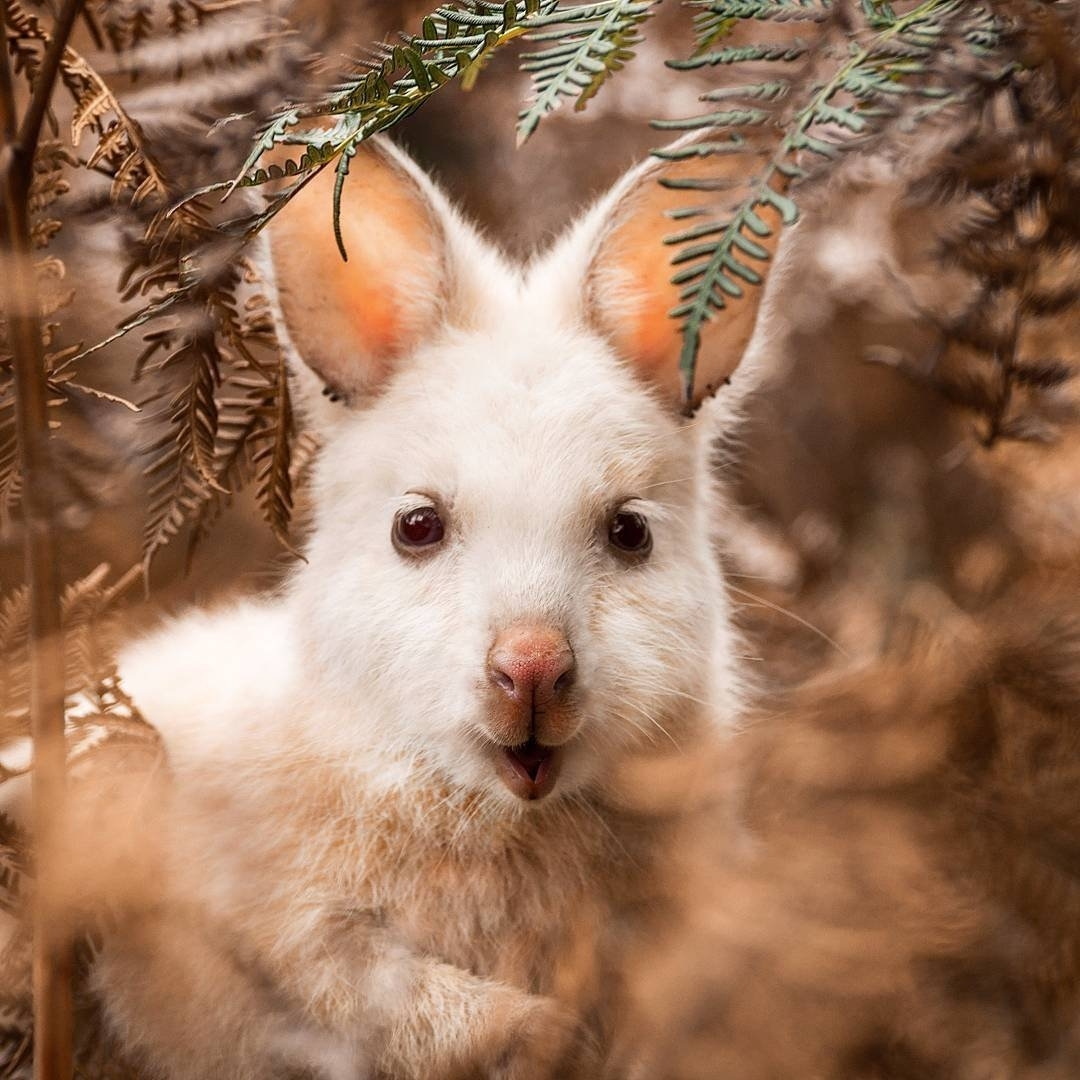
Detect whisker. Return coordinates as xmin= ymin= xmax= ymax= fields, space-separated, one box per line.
xmin=726 ymin=582 xmax=849 ymax=657
xmin=723 ymin=571 xmax=793 ymax=581
xmin=615 ymin=710 xmax=660 ymax=745
xmin=629 ymin=681 xmax=714 ymax=710
xmin=639 ymin=475 xmax=698 ymax=491
xmin=567 ymin=792 xmax=640 ymax=869
xmin=637 ymin=415 xmax=706 ymax=444
xmin=620 ymin=700 xmax=680 ymax=749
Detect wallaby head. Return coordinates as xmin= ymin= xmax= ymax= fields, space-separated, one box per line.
xmin=267 ymin=138 xmax=770 ymax=807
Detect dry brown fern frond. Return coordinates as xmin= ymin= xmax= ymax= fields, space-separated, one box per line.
xmin=92 ymin=0 xmax=156 ymax=57
xmin=0 ymin=813 xmax=28 ymax=919
xmin=865 ymin=1 xmax=1080 ymax=450
xmin=184 ymin=345 xmax=298 ymax=564
xmin=0 ymin=134 xmax=80 ymax=535
xmin=101 ymin=8 xmax=280 ymax=81
xmin=3 ymin=0 xmax=301 ymax=574
xmin=75 ymin=0 xmax=313 ymax=576
xmin=1 ymin=0 xmax=169 ymax=544
xmin=3 ymin=0 xmax=169 ymax=205
xmin=0 ymin=812 xmax=32 ymax=1079
xmin=0 ymin=385 xmax=18 ymax=536
xmin=86 ymin=0 xmax=269 ymax=67
xmin=0 ymin=999 xmax=32 ymax=1080
xmin=123 ymin=227 xmax=298 ymax=573
xmin=0 ymin=566 xmax=151 ymax=747
xmin=0 ymin=590 xmax=30 ymax=736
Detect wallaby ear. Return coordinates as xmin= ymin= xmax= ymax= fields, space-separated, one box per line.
xmin=268 ymin=138 xmax=454 ymax=404
xmin=583 ymin=141 xmax=785 ymax=411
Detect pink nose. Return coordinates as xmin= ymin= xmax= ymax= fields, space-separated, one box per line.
xmin=488 ymin=624 xmax=575 ymax=709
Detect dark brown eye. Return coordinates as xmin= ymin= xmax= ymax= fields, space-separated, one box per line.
xmin=394 ymin=506 xmax=445 ymax=552
xmin=608 ymin=509 xmax=652 ymax=558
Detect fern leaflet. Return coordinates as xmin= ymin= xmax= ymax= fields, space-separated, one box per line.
xmin=516 ymin=0 xmax=656 ymax=145
xmin=218 ymin=1 xmax=559 ymax=247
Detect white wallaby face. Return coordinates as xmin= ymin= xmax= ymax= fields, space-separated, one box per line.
xmin=270 ymin=139 xmax=763 ymax=805
xmin=294 ymin=320 xmax=729 ymax=803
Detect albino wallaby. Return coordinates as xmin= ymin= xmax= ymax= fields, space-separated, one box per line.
xmin=87 ymin=136 xmax=778 ymax=1079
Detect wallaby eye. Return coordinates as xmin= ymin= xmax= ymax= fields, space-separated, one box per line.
xmin=394 ymin=506 xmax=445 ymax=553
xmin=608 ymin=509 xmax=652 ymax=559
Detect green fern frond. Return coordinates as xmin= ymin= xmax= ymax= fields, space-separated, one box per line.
xmin=670 ymin=40 xmax=811 ymax=70
xmin=516 ymin=0 xmax=656 ymax=146
xmin=226 ymin=108 xmax=303 ymax=195
xmin=661 ymin=0 xmax=1001 ymax=403
xmin=689 ymin=0 xmax=825 ymax=56
xmin=221 ymin=0 xmax=559 ymax=245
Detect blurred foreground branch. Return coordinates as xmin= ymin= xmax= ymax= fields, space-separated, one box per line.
xmin=0 ymin=1 xmax=86 ymax=1077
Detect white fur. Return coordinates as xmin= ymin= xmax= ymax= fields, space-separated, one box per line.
xmin=101 ymin=139 xmax=763 ymax=1080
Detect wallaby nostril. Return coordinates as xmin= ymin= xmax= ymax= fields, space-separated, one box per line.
xmin=552 ymin=665 xmax=575 ymax=697
xmin=490 ymin=667 xmax=516 ymax=697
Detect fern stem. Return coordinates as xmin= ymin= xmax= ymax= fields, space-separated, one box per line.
xmin=0 ymin=1 xmax=84 ymax=1077
xmin=2 ymin=131 xmax=74 ymax=1080
xmin=14 ymin=0 xmax=83 ymax=158
xmin=0 ymin=9 xmax=15 ymax=143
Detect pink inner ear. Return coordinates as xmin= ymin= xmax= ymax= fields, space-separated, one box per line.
xmin=594 ymin=193 xmax=713 ymax=404
xmin=338 ymin=179 xmax=443 ymax=360
xmin=271 ymin=145 xmax=445 ymax=397
xmin=590 ymin=153 xmax=784 ymax=406
xmin=348 ymin=286 xmax=404 ymax=369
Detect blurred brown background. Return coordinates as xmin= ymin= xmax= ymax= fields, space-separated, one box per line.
xmin=5 ymin=2 xmax=1080 ymax=1075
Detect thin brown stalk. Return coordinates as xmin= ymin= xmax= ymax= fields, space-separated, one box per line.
xmin=0 ymin=9 xmax=15 ymax=142
xmin=14 ymin=0 xmax=83 ymax=154
xmin=1 ymin=1 xmax=87 ymax=1077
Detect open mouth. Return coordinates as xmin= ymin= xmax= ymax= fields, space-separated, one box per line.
xmin=497 ymin=737 xmax=562 ymax=801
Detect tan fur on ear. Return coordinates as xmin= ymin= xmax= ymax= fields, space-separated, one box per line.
xmin=269 ymin=141 xmax=448 ymax=401
xmin=587 ymin=147 xmax=785 ymax=409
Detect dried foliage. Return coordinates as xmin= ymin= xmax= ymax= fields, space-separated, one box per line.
xmin=0 ymin=565 xmax=155 ymax=744
xmin=869 ymin=2 xmax=1080 ymax=450
xmin=615 ymin=587 xmax=1080 ymax=1078
xmin=0 ymin=0 xmax=302 ymax=577
xmin=4 ymin=0 xmax=1080 ymax=1077
xmin=0 ymin=124 xmax=90 ymax=532
xmin=0 ymin=564 xmax=160 ymax=1080
xmin=128 ymin=245 xmax=297 ymax=570
xmin=0 ymin=812 xmax=31 ymax=1079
